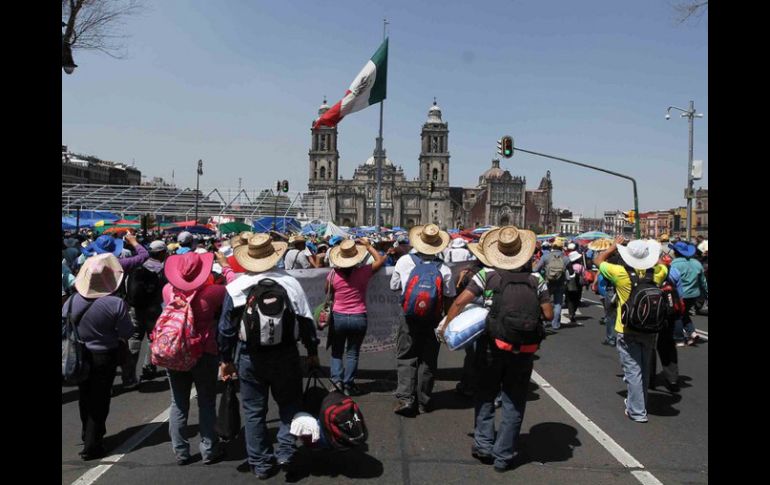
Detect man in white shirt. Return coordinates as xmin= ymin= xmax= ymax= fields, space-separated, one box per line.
xmin=283 ymin=235 xmax=317 ymax=269
xmin=442 ymin=237 xmax=474 ymax=263
xmin=390 ymin=224 xmax=455 ymax=416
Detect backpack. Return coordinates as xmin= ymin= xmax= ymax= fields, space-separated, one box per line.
xmin=320 ymin=384 xmax=368 ymax=449
xmin=545 ymin=254 xmax=566 ymax=283
xmin=125 ymin=264 xmax=163 ymax=309
xmin=150 ymin=290 xmax=203 ymax=371
xmin=661 ymin=281 xmax=685 ymax=317
xmin=620 ymin=268 xmax=667 ymax=333
xmin=240 ymin=279 xmax=298 ymax=347
xmin=401 ymin=254 xmax=444 ymax=322
xmin=485 ymin=271 xmax=544 ymax=348
xmin=62 ymin=297 xmax=93 ymax=384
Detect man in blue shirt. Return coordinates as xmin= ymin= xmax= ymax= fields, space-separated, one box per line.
xmin=669 ymin=242 xmax=708 ymax=346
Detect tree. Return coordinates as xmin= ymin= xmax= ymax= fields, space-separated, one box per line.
xmin=62 ymin=0 xmax=144 ymax=59
xmin=672 ymin=1 xmax=708 ymax=24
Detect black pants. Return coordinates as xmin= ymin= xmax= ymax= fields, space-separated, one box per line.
xmin=650 ymin=319 xmax=678 ymax=385
xmin=78 ymin=350 xmax=118 ymax=454
xmin=565 ymin=287 xmax=582 ymax=319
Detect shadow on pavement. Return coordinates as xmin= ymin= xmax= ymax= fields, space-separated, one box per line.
xmin=516 ymin=422 xmax=581 ymax=467
xmin=282 ymin=447 xmax=384 ymax=482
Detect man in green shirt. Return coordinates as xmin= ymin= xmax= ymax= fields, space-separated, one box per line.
xmin=594 ymin=236 xmax=668 ymax=423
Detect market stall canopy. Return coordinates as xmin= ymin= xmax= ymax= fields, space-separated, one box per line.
xmin=252 ymin=217 xmax=301 ymax=234
xmin=324 ymin=221 xmax=348 ymax=237
xmin=218 ymin=221 xmax=252 ymax=234
xmin=574 ymin=231 xmax=611 ymax=241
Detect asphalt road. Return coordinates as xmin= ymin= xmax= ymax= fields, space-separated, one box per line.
xmin=62 ymin=298 xmax=708 ymax=485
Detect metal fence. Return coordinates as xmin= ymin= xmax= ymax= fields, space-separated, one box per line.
xmin=61 ymin=184 xmax=332 ymax=222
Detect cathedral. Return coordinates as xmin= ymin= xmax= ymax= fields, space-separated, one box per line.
xmin=307 ymin=99 xmax=555 ymax=230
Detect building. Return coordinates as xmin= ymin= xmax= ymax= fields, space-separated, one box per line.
xmin=578 ymin=217 xmax=603 ymax=233
xmin=603 ymin=210 xmax=632 ymax=236
xmin=524 ymin=172 xmax=558 ymax=233
xmin=308 ymin=100 xmax=551 ymax=228
xmin=694 ymin=187 xmax=708 ymax=238
xmin=62 ymin=147 xmax=141 ymax=186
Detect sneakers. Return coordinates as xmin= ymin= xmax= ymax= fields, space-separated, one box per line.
xmin=344 ymin=383 xmax=363 ymax=397
xmin=471 ymin=448 xmax=494 ymax=465
xmin=418 ymin=403 xmax=431 ymax=414
xmin=393 ymin=400 xmax=416 ymax=416
xmin=675 ymin=341 xmax=686 ymax=347
xmin=624 ymin=399 xmax=648 ymax=423
xmin=252 ymin=465 xmax=278 ymax=480
xmin=176 ymin=456 xmax=192 ymax=466
xmin=203 ymin=447 xmax=226 ymax=465
xmin=664 ymin=381 xmax=680 ymax=393
xmin=140 ymin=364 xmax=164 ymax=381
xmin=686 ymin=338 xmax=695 ymax=346
xmin=79 ymin=446 xmax=106 ymax=461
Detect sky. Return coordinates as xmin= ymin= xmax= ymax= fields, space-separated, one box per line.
xmin=62 ymin=0 xmax=707 ymax=218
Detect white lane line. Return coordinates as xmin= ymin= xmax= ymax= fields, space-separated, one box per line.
xmin=530 ymin=371 xmax=663 ymax=485
xmin=695 ymin=330 xmax=708 ymax=341
xmin=72 ymin=387 xmax=198 ymax=485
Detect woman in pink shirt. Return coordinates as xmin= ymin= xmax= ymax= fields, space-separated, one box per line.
xmin=326 ymin=238 xmax=386 ymax=395
xmin=161 ymin=251 xmax=236 ymax=466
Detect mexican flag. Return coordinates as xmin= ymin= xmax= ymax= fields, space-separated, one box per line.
xmin=313 ymin=38 xmax=388 ymax=129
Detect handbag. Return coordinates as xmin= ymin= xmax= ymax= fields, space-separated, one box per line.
xmin=313 ymin=272 xmax=335 ymax=331
xmin=215 ymin=379 xmax=241 ymax=441
xmin=62 ymin=297 xmax=93 ymax=385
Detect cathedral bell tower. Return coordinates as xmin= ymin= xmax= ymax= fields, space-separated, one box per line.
xmin=308 ymin=98 xmax=339 ymax=190
xmin=419 ymin=99 xmax=451 ymax=227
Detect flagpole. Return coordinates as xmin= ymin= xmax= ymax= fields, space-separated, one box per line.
xmin=375 ymin=18 xmax=388 ymax=230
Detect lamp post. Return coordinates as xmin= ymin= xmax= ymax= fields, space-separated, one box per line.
xmin=666 ymin=101 xmax=704 ymax=241
xmin=195 ymin=159 xmax=203 ymax=222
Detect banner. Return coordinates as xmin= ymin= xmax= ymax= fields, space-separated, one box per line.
xmin=285 ymin=261 xmax=474 ymax=353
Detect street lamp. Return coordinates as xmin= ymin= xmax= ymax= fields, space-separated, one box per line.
xmin=666 ymin=101 xmax=704 ymax=241
xmin=195 ymin=159 xmax=203 ymax=222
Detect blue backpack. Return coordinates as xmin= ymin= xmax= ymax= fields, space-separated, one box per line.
xmin=401 ymin=255 xmax=444 ymax=322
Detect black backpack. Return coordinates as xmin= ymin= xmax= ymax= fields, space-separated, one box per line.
xmin=320 ymin=385 xmax=368 ymax=449
xmin=125 ymin=264 xmax=164 ymax=308
xmin=485 ymin=271 xmax=544 ymax=348
xmin=240 ymin=279 xmax=298 ymax=347
xmin=620 ymin=268 xmax=667 ymax=333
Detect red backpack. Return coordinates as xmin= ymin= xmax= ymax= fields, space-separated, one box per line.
xmin=320 ymin=386 xmax=368 ymax=449
xmin=150 ymin=290 xmax=203 ymax=371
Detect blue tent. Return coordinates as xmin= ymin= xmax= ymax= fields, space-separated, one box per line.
xmin=252 ymin=217 xmax=302 ymax=234
xmin=301 ymin=222 xmax=326 ymax=236
xmin=63 ymin=210 xmax=120 ymax=222
xmin=62 ymin=221 xmax=77 ymax=230
xmin=61 ymin=216 xmax=104 ymax=229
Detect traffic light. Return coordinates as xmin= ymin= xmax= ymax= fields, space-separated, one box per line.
xmin=628 ymin=210 xmax=635 ymax=224
xmin=429 ymin=181 xmax=435 ymax=193
xmin=282 ymin=180 xmax=289 ymax=192
xmin=496 ymin=139 xmax=503 ymax=157
xmin=502 ymin=136 xmax=514 ymax=158
xmin=276 ymin=180 xmax=281 ymax=192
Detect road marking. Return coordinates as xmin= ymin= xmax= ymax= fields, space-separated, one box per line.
xmin=530 ymin=371 xmax=663 ymax=485
xmin=695 ymin=330 xmax=708 ymax=341
xmin=72 ymin=388 xmax=198 ymax=485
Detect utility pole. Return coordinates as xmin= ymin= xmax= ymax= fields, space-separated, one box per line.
xmin=666 ymin=101 xmax=703 ymax=241
xmin=195 ymin=159 xmax=203 ymax=222
xmin=374 ymin=18 xmax=389 ymax=230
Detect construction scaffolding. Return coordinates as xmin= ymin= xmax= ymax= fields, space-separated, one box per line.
xmin=61 ymin=184 xmax=332 ymax=223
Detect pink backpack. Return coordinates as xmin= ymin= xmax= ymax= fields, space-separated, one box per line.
xmin=150 ymin=290 xmax=203 ymax=371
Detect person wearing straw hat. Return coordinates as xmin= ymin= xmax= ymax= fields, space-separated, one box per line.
xmin=444 ymin=226 xmax=553 ymax=472
xmin=390 ymin=224 xmax=455 ymax=416
xmin=284 ymin=235 xmax=320 ymax=269
xmin=533 ymin=238 xmax=569 ymax=331
xmin=161 ymin=251 xmax=237 ymax=466
xmin=62 ymin=253 xmax=133 ymax=460
xmin=325 ymin=239 xmax=387 ymax=396
xmin=669 ymin=241 xmax=708 ymax=346
xmin=217 ymin=234 xmax=320 ymax=480
xmin=593 ymin=236 xmax=668 ymax=423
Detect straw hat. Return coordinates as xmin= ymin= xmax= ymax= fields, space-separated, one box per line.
xmin=408 ymin=224 xmax=450 ymax=255
xmin=467 ymin=228 xmax=499 ymax=267
xmin=164 ymin=252 xmax=215 ymax=291
xmin=658 ymin=234 xmax=670 ymax=243
xmin=588 ymin=238 xmax=613 ymax=251
xmin=289 ymin=235 xmax=306 ymax=245
xmin=481 ymin=226 xmax=537 ymax=270
xmin=551 ymin=239 xmax=564 ymax=249
xmin=75 ymin=253 xmax=125 ymax=299
xmin=233 ymin=233 xmax=288 ymax=273
xmin=618 ymin=240 xmax=662 ymax=270
xmin=230 ymin=231 xmax=254 ymax=249
xmin=329 ymin=239 xmax=368 ymax=268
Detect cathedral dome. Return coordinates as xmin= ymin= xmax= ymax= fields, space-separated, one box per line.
xmin=481 ymin=159 xmax=505 ymax=179
xmin=427 ymin=99 xmax=442 ymax=123
xmin=318 ymin=97 xmax=330 ymax=116
xmin=365 ymin=156 xmax=393 ymax=166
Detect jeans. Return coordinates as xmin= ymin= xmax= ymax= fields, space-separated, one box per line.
xmin=458 ymin=343 xmax=478 ymax=393
xmin=78 ymin=350 xmax=118 ymax=454
xmin=122 ymin=305 xmax=161 ymax=383
xmin=549 ymin=284 xmax=565 ymax=329
xmin=603 ymin=288 xmax=617 ymax=344
xmin=673 ymin=298 xmax=698 ymax=342
xmin=616 ymin=332 xmax=656 ymax=422
xmin=238 ymin=346 xmax=302 ymax=473
xmin=167 ymin=353 xmax=219 ymax=461
xmin=473 ymin=337 xmax=533 ymax=469
xmin=330 ymin=312 xmax=367 ymax=387
xmin=395 ymin=317 xmax=441 ymax=407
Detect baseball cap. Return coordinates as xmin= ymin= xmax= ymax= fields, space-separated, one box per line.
xmin=177 ymin=231 xmax=193 ymax=244
xmin=149 ymin=240 xmax=167 ymax=253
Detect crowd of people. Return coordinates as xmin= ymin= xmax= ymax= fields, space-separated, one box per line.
xmin=62 ymin=223 xmax=708 ymax=477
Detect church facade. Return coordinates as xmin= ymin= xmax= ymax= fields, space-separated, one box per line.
xmin=307 ymin=100 xmax=554 ymax=230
